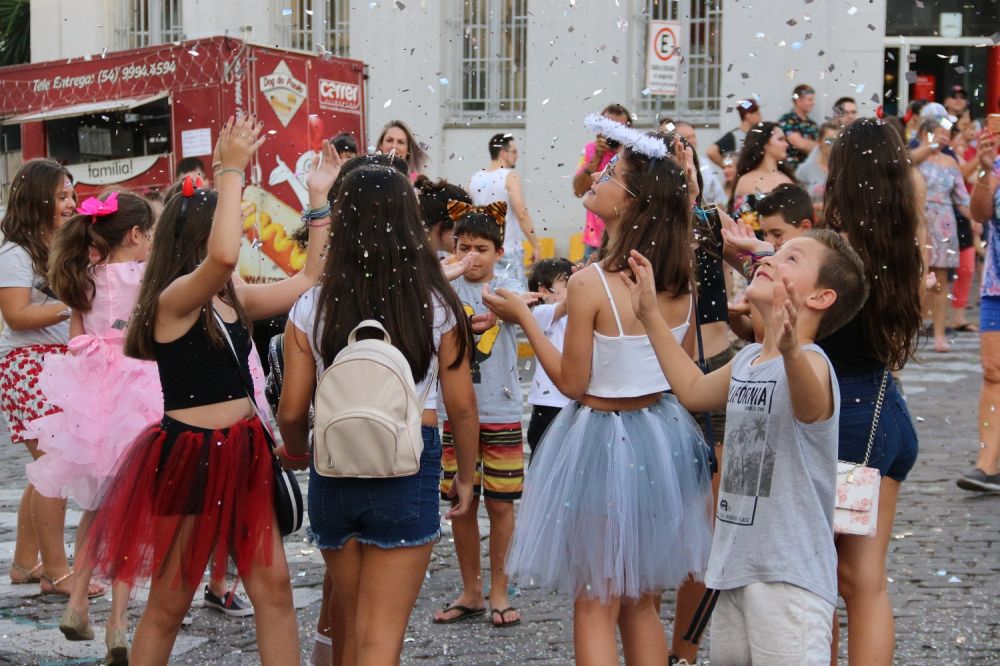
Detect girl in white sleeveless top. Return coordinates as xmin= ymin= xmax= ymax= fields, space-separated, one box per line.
xmin=484 ymin=134 xmax=713 ymax=663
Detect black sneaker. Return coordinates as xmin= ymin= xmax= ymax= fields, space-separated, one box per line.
xmin=956 ymin=468 xmax=1000 ymax=493
xmin=203 ymin=587 xmax=255 ymax=617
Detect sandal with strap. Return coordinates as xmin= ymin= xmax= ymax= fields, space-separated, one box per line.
xmin=8 ymin=561 xmax=43 ymax=584
xmin=40 ymin=570 xmax=106 ymax=598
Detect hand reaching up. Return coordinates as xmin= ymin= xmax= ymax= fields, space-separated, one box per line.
xmin=216 ymin=115 xmax=266 ymax=172
xmin=771 ymin=277 xmax=800 ymax=357
xmin=306 ymin=140 xmax=345 ymax=206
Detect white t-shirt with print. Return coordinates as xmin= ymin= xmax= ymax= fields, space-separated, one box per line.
xmin=0 ymin=243 xmax=69 ymax=356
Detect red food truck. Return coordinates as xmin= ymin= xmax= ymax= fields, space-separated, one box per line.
xmin=0 ymin=36 xmax=367 ymax=282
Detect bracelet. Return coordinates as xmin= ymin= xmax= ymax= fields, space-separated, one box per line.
xmin=279 ymin=447 xmax=311 ymax=462
xmin=214 ymin=167 xmax=246 ymax=184
xmin=211 ymin=161 xmax=223 ymax=172
xmin=307 ymin=219 xmax=332 ymax=228
xmin=301 ymin=204 xmax=332 ymax=222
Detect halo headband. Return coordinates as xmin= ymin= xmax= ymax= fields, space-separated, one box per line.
xmin=584 ymin=114 xmax=668 ymax=160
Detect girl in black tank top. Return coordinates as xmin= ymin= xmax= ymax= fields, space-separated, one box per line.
xmin=85 ymin=120 xmax=341 ymax=665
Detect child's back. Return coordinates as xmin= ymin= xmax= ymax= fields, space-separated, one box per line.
xmin=25 ymin=262 xmax=162 ymax=511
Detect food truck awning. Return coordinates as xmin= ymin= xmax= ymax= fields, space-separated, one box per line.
xmin=0 ymin=92 xmax=169 ymax=125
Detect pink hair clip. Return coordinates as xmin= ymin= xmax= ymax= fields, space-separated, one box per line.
xmin=77 ymin=191 xmax=119 ymax=224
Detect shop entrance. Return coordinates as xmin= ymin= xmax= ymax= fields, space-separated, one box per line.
xmin=883 ymin=37 xmax=993 ymax=118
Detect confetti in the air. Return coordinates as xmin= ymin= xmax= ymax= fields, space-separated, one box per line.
xmin=384 ymin=99 xmax=392 ymax=108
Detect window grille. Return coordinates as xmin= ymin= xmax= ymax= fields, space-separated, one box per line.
xmin=638 ymin=0 xmax=721 ymax=125
xmin=278 ymin=1 xmax=350 ymax=57
xmin=449 ymin=0 xmax=527 ymax=123
xmin=118 ymin=0 xmax=183 ymax=49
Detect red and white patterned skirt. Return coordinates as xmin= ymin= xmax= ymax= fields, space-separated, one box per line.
xmin=0 ymin=344 xmax=67 ymax=443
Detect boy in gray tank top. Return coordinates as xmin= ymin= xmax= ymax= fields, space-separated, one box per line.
xmin=621 ymin=230 xmax=869 ymax=665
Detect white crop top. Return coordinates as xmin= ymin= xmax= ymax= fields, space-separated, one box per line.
xmin=587 ymin=263 xmax=692 ymax=398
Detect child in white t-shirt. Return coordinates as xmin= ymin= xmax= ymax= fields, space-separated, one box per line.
xmin=525 ymin=259 xmax=573 ymax=462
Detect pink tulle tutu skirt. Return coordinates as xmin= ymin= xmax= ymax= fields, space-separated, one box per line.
xmin=25 ymin=332 xmax=162 ymax=511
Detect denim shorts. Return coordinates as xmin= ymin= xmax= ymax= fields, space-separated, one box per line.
xmin=980 ymin=295 xmax=1000 ymax=332
xmin=307 ymin=426 xmax=442 ymax=550
xmin=837 ymin=370 xmax=919 ymax=482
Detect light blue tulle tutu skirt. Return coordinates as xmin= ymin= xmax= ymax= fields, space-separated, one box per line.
xmin=508 ymin=395 xmax=714 ymax=603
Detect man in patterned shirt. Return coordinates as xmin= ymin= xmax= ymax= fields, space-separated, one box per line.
xmin=778 ymin=84 xmax=819 ymax=170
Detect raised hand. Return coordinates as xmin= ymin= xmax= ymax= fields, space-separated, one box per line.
xmin=771 ymin=277 xmax=800 ymax=357
xmin=305 ymin=140 xmax=345 ymax=204
xmin=978 ymin=132 xmax=998 ymax=171
xmin=673 ymin=134 xmax=700 ymax=205
xmin=217 ymin=114 xmax=266 ymax=172
xmin=442 ymin=253 xmax=473 ymax=281
xmin=620 ymin=250 xmax=659 ymax=323
xmin=481 ymin=285 xmax=531 ymax=325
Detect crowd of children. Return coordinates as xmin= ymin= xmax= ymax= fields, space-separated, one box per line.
xmin=0 ymin=109 xmax=930 ymax=666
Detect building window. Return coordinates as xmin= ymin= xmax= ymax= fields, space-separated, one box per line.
xmin=278 ymin=1 xmax=350 ymax=57
xmin=450 ymin=0 xmax=527 ymax=123
xmin=118 ymin=0 xmax=183 ymax=49
xmin=638 ymin=0 xmax=721 ymax=125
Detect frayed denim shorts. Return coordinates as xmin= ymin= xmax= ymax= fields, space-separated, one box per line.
xmin=837 ymin=370 xmax=919 ymax=482
xmin=308 ymin=426 xmax=442 ymax=550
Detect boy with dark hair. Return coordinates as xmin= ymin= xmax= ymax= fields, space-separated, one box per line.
xmin=623 ymin=229 xmax=868 ymax=665
xmin=435 ymin=206 xmax=526 ymax=628
xmin=175 ymin=157 xmax=206 ymax=180
xmin=330 ymin=132 xmax=358 ymax=159
xmin=756 ymin=183 xmax=815 ymax=249
xmin=525 ymin=258 xmax=574 ymax=461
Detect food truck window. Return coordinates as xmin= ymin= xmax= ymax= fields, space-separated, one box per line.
xmin=1 ymin=125 xmax=21 ymax=154
xmin=46 ymin=97 xmax=171 ymax=165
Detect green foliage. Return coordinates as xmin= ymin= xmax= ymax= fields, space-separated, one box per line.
xmin=0 ymin=0 xmax=30 ymax=67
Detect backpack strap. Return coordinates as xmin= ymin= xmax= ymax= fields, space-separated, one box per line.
xmin=348 ymin=319 xmax=391 ymax=345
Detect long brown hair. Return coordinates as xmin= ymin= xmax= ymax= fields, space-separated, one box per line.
xmin=729 ymin=122 xmax=796 ymax=206
xmin=49 ymin=191 xmax=154 ymax=311
xmin=599 ymin=133 xmax=693 ymax=298
xmin=0 ymin=159 xmax=73 ymax=283
xmin=823 ymin=118 xmax=922 ymax=370
xmin=124 ymin=188 xmax=249 ymax=360
xmin=313 ymin=164 xmax=471 ymax=380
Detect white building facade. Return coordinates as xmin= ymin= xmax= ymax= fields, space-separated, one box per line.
xmin=22 ymin=0 xmax=994 ymax=250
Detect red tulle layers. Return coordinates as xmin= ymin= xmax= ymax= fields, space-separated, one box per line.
xmin=86 ymin=415 xmax=275 ymax=590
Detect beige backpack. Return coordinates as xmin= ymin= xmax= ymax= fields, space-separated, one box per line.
xmin=313 ymin=320 xmax=435 ymax=478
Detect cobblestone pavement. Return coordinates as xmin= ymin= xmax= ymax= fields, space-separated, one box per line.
xmin=1 ymin=331 xmax=998 ymax=664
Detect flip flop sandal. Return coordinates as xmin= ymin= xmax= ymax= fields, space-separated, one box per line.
xmin=432 ymin=604 xmax=487 ymax=624
xmin=40 ymin=570 xmax=106 ymax=599
xmin=9 ymin=561 xmax=43 ymax=584
xmin=491 ymin=607 xmax=521 ymax=628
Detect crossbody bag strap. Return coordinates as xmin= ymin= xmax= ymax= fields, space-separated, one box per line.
xmin=211 ymin=308 xmax=275 ymax=442
xmin=859 ymin=369 xmax=890 ymax=467
xmin=691 ymin=286 xmax=715 ymax=446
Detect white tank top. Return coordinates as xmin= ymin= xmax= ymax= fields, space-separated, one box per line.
xmin=468 ymin=168 xmax=522 ymax=255
xmin=587 ymin=263 xmax=692 ymax=398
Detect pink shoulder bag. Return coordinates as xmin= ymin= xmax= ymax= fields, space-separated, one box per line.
xmin=833 ymin=370 xmax=888 ymax=537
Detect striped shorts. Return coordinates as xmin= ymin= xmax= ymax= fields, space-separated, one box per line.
xmin=440 ymin=421 xmax=524 ymax=501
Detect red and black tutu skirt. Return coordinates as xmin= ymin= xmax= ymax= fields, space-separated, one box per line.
xmin=86 ymin=414 xmax=275 ymax=589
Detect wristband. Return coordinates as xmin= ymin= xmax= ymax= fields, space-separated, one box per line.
xmin=301 ymin=204 xmax=332 ymax=222
xmin=214 ymin=167 xmax=246 ymax=185
xmin=279 ymin=447 xmax=311 ymax=462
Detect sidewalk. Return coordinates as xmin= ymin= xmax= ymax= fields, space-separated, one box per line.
xmin=0 ymin=332 xmax=998 ymax=664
